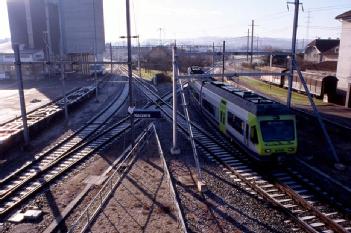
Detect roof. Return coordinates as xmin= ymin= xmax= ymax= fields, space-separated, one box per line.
xmin=335 ymin=10 xmax=351 ymax=20
xmin=306 ymin=39 xmax=340 ymax=53
xmin=205 ymin=81 xmax=291 ymax=116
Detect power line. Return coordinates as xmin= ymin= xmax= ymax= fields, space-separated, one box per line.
xmin=303 ymin=10 xmax=311 ymax=48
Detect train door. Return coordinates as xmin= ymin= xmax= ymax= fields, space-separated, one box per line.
xmin=244 ymin=123 xmax=249 ymax=146
xmin=219 ymin=100 xmax=227 ymax=133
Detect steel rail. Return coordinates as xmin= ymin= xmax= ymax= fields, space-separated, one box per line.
xmin=0 ymin=74 xmax=173 ymax=219
xmin=153 ymin=124 xmax=189 ymax=233
xmin=0 ymin=116 xmax=133 ymax=219
xmin=0 ymin=79 xmax=129 ymax=218
xmin=133 ymin=73 xmax=351 ymax=233
xmin=0 ymin=79 xmax=127 ymax=188
xmin=68 ymin=123 xmax=153 ymax=233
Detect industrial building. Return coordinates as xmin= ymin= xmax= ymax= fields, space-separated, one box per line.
xmin=6 ymin=0 xmax=105 ymax=75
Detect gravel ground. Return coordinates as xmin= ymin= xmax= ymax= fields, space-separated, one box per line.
xmin=89 ymin=133 xmax=182 ymax=233
xmin=155 ymin=119 xmax=301 ymax=233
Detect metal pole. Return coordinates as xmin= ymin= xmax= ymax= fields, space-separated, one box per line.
xmin=44 ymin=0 xmax=52 ymax=78
xmin=178 ymin=77 xmax=203 ymax=191
xmin=109 ymin=42 xmax=113 ymax=74
xmin=293 ymin=60 xmax=344 ymax=170
xmin=126 ymin=0 xmax=135 ymax=146
xmin=287 ymin=0 xmax=299 ymax=108
xmin=212 ymin=42 xmax=215 ymax=71
xmin=58 ymin=0 xmax=68 ymax=121
xmin=138 ymin=36 xmax=141 ymax=78
xmin=93 ymin=0 xmax=99 ymax=101
xmin=222 ymin=40 xmax=225 ymax=82
xmin=171 ymin=46 xmax=180 ymax=155
xmin=247 ymin=28 xmax=249 ymax=62
xmin=13 ymin=44 xmax=30 ymax=145
xmin=270 ymin=54 xmax=273 ymax=68
xmin=251 ymin=20 xmax=254 ymax=65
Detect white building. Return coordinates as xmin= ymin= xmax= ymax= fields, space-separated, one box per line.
xmin=336 ymin=10 xmax=351 ymax=91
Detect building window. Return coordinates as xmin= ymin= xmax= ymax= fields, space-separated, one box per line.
xmin=227 ymin=111 xmax=244 ymax=134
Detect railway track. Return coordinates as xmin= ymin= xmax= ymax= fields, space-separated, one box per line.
xmin=132 ymin=71 xmax=351 ymax=233
xmin=68 ymin=123 xmax=187 ymax=233
xmin=0 ymin=80 xmax=129 ymax=219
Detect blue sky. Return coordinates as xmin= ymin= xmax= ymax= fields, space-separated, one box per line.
xmin=1 ymin=0 xmax=351 ymax=42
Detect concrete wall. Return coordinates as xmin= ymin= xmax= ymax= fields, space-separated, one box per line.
xmin=7 ymin=0 xmax=60 ymax=56
xmin=61 ymin=0 xmax=105 ymax=56
xmin=336 ymin=20 xmax=351 ymax=90
xmin=7 ymin=0 xmax=105 ymax=58
xmin=7 ymin=0 xmax=28 ymax=46
xmin=29 ymin=0 xmax=46 ymax=50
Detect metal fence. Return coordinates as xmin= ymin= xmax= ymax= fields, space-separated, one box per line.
xmin=153 ymin=124 xmax=188 ymax=233
xmin=68 ymin=123 xmax=154 ymax=233
xmin=67 ymin=122 xmax=188 ymax=233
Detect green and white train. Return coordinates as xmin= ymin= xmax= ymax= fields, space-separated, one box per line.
xmin=189 ymin=80 xmax=298 ymax=161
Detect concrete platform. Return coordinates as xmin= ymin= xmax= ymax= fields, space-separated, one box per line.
xmin=0 ymin=76 xmax=94 ymax=124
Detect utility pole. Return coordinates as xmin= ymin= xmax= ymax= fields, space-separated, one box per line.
xmin=212 ymin=42 xmax=215 ymax=71
xmin=137 ymin=35 xmax=141 ymax=78
xmin=92 ymin=0 xmax=99 ymax=101
xmin=250 ymin=20 xmax=255 ymax=65
xmin=13 ymin=44 xmax=30 ymax=145
xmin=58 ymin=0 xmax=68 ymax=122
xmin=44 ymin=0 xmax=52 ymax=78
xmin=109 ymin=42 xmax=113 ymax=74
xmin=287 ymin=0 xmax=300 ymax=108
xmin=171 ymin=46 xmax=180 ymax=155
xmin=246 ymin=28 xmax=250 ymax=61
xmin=222 ymin=41 xmax=225 ymax=82
xmin=158 ymin=28 xmax=163 ymax=46
xmin=126 ymin=0 xmax=135 ymax=146
xmin=303 ymin=10 xmax=311 ymax=49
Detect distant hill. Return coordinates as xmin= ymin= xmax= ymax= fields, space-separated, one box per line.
xmin=142 ymin=36 xmax=311 ymax=51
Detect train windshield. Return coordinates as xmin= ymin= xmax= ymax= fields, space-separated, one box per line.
xmin=260 ymin=120 xmax=295 ymax=142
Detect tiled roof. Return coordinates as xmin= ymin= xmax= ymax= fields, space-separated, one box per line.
xmin=306 ymin=39 xmax=340 ymax=53
xmin=335 ymin=10 xmax=351 ymax=20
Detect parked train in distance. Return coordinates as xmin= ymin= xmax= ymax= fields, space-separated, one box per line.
xmin=189 ymin=80 xmax=298 ymax=162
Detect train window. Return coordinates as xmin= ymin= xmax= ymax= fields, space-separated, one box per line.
xmin=193 ymin=91 xmax=200 ymax=100
xmin=260 ymin=120 xmax=294 ymax=142
xmin=227 ymin=112 xmax=244 ymax=134
xmin=202 ymin=99 xmax=215 ymax=116
xmin=250 ymin=126 xmax=258 ymax=144
xmin=245 ymin=124 xmax=249 ymax=141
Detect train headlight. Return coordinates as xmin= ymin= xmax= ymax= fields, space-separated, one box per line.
xmin=264 ymin=149 xmax=271 ymax=153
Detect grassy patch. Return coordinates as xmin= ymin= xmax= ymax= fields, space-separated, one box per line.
xmin=235 ymin=77 xmax=327 ymax=106
xmin=136 ymin=69 xmax=171 ymax=81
